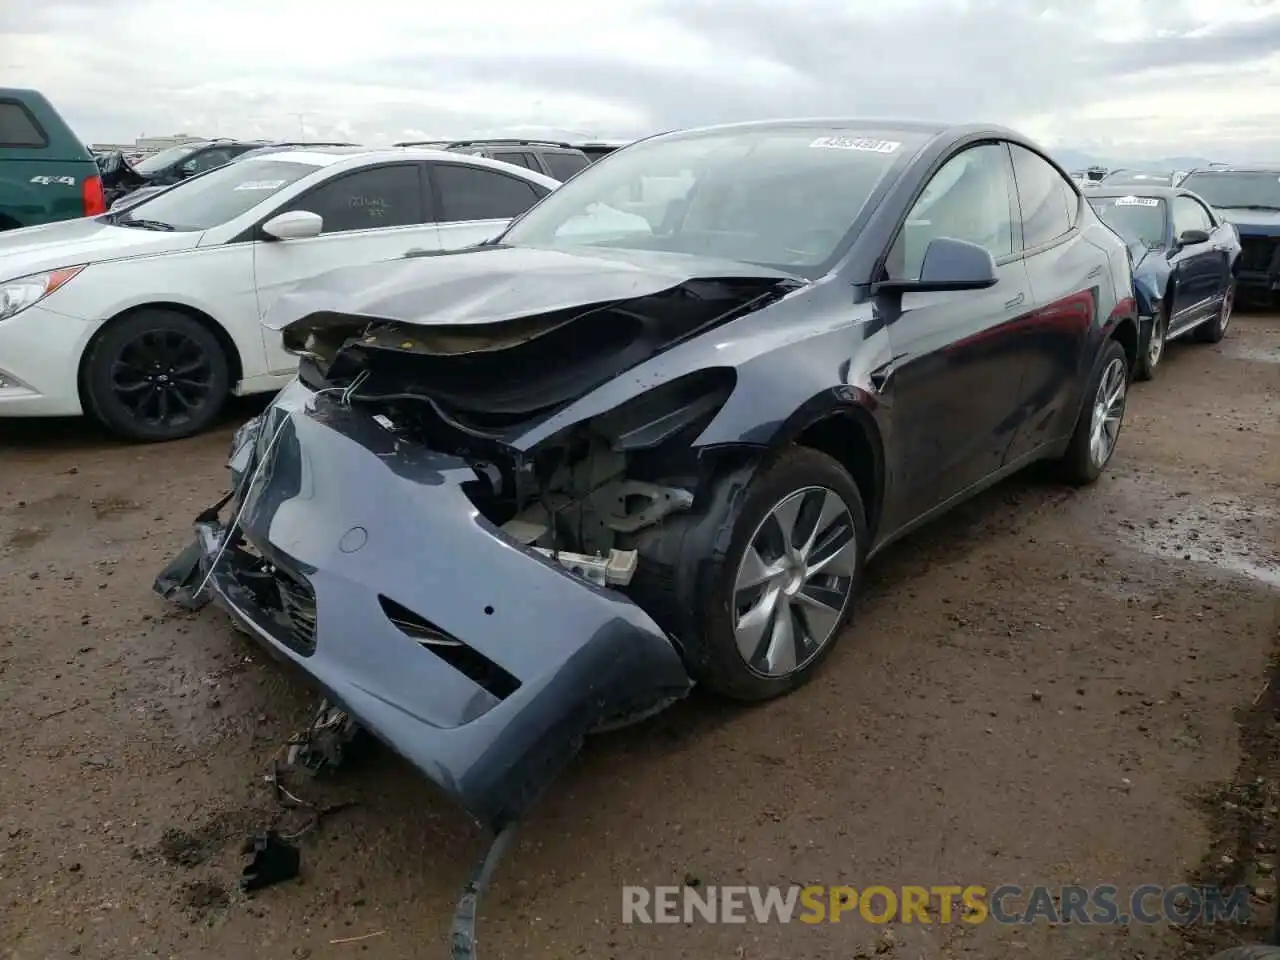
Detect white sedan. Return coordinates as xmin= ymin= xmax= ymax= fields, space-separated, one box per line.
xmin=0 ymin=147 xmax=559 ymax=441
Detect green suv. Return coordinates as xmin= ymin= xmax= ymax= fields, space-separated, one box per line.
xmin=0 ymin=88 xmax=106 ymax=231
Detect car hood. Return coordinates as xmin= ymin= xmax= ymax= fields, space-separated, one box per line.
xmin=0 ymin=217 xmax=200 ymax=282
xmin=1216 ymin=207 xmax=1280 ymax=237
xmin=263 ymin=244 xmax=804 ymax=333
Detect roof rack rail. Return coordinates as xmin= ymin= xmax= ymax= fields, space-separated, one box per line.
xmin=445 ymin=138 xmax=574 ymax=149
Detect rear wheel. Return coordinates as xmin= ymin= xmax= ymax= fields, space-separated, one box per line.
xmin=83 ymin=309 xmax=230 ymax=442
xmin=1054 ymin=338 xmax=1129 ymax=486
xmin=1195 ymin=280 xmax=1235 ymax=343
xmin=694 ymin=447 xmax=867 ymax=702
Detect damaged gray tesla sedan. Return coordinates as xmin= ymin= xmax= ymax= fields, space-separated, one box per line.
xmin=155 ymin=118 xmax=1138 ymax=944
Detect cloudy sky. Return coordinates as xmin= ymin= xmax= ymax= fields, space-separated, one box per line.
xmin=3 ymin=0 xmax=1280 ymax=161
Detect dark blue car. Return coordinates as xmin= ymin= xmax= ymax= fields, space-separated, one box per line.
xmin=1087 ymin=186 xmax=1240 ymax=379
xmin=1178 ymin=165 xmax=1280 ymax=307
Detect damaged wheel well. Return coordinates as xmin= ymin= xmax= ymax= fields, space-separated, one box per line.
xmin=79 ymin=302 xmax=245 ymax=404
xmin=793 ymin=414 xmax=883 ymax=539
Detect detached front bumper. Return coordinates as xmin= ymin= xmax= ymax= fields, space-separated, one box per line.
xmin=155 ymin=381 xmax=692 ymax=829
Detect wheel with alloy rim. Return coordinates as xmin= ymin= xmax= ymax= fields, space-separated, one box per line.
xmin=1196 ymin=281 xmax=1234 ymax=343
xmin=83 ymin=309 xmax=230 ymax=442
xmin=695 ymin=447 xmax=867 ymax=701
xmin=1134 ymin=310 xmax=1166 ymax=381
xmin=1055 ymin=337 xmax=1130 ymax=486
xmin=1088 ymin=355 xmax=1127 ymax=469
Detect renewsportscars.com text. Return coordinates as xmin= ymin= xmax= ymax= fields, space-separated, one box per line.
xmin=621 ymin=884 xmax=1252 ymax=925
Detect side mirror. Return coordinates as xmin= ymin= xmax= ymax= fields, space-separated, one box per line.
xmin=874 ymin=237 xmax=999 ymax=295
xmin=262 ymin=210 xmax=323 ymax=241
xmin=1177 ymin=228 xmax=1210 ymax=246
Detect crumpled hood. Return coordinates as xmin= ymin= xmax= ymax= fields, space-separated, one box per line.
xmin=1216 ymin=207 xmax=1280 ymax=237
xmin=0 ymin=216 xmax=200 ymax=282
xmin=263 ymin=244 xmax=804 ymax=332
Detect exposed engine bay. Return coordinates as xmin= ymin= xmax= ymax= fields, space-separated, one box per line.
xmin=280 ymin=276 xmax=794 ymax=594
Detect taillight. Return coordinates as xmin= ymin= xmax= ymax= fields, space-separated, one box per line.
xmin=82 ymin=175 xmax=106 ymax=217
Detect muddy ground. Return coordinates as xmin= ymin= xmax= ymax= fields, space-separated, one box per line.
xmin=0 ymin=315 xmax=1276 ymax=960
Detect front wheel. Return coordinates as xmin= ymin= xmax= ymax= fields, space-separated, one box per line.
xmin=1054 ymin=338 xmax=1129 ymax=486
xmin=694 ymin=447 xmax=867 ymax=702
xmin=1195 ymin=280 xmax=1235 ymax=343
xmin=1133 ymin=309 xmax=1167 ymax=381
xmin=83 ymin=309 xmax=230 ymax=442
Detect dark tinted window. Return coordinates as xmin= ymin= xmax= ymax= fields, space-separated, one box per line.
xmin=490 ymin=151 xmax=538 ymax=170
xmin=1172 ymin=195 xmax=1212 ymax=237
xmin=0 ymin=101 xmax=48 ymax=147
xmin=887 ymin=142 xmax=1015 ymax=280
xmin=544 ymin=151 xmax=589 ymax=180
xmin=293 ymin=164 xmax=424 ymax=234
xmin=184 ymin=148 xmax=233 ymax=174
xmin=434 ymin=164 xmax=542 ymax=221
xmin=1010 ymin=144 xmax=1076 ymax=248
xmin=1088 ymin=196 xmax=1167 ymax=249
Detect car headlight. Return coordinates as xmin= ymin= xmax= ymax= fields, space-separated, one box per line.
xmin=0 ymin=266 xmax=86 ymax=322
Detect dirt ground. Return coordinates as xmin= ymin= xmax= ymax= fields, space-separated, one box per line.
xmin=0 ymin=315 xmax=1276 ymax=960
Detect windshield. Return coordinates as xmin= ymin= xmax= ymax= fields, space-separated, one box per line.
xmin=499 ymin=127 xmax=921 ymax=275
xmin=1178 ymin=171 xmax=1280 ymax=210
xmin=133 ymin=143 xmax=202 ymax=175
xmin=1088 ymin=196 xmax=1167 ymax=249
xmin=114 ymin=158 xmax=320 ymax=231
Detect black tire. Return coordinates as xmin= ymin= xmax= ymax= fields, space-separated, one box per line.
xmin=1133 ymin=307 xmax=1167 ymax=381
xmin=1196 ymin=279 xmax=1235 ymax=343
xmin=1054 ymin=337 xmax=1129 ymax=486
xmin=693 ymin=446 xmax=868 ymax=702
xmin=83 ymin=309 xmax=230 ymax=442
xmin=1204 ymin=948 xmax=1280 ymax=960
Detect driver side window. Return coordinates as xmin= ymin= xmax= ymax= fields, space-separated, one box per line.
xmin=1172 ymin=196 xmax=1212 ymax=237
xmin=886 ymin=143 xmax=1015 ymax=281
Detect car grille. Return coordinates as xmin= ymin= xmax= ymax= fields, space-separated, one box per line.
xmin=275 ymin=569 xmax=318 ymax=654
xmin=227 ymin=539 xmax=319 ymax=656
xmin=1239 ymin=236 xmax=1279 ymax=273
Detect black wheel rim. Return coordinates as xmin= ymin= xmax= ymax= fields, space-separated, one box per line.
xmin=110 ymin=329 xmax=214 ymax=429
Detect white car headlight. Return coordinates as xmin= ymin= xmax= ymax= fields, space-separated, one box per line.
xmin=0 ymin=266 xmax=87 ymax=322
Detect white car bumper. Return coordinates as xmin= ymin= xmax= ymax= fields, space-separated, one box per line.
xmin=0 ymin=304 xmax=95 ymax=417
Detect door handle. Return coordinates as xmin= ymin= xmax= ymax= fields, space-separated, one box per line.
xmin=1004 ymin=292 xmax=1025 ymax=310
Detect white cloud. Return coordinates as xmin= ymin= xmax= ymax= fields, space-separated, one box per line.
xmin=3 ymin=0 xmax=1280 ymax=161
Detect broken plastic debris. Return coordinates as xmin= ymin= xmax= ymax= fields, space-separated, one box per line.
xmin=240 ymin=832 xmax=300 ymax=892
xmin=531 ymin=547 xmax=638 ymax=587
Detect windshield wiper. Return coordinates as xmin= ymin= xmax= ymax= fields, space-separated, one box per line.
xmin=1224 ymin=204 xmax=1280 ymax=212
xmin=117 ymin=218 xmax=175 ymax=231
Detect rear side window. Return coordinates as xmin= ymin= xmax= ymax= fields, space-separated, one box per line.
xmin=544 ymin=151 xmax=589 ymax=181
xmin=1010 ymin=144 xmax=1076 ymax=249
xmin=0 ymin=101 xmax=48 ymax=148
xmin=434 ymin=164 xmax=543 ymax=221
xmin=292 ymin=164 xmax=426 ymax=234
xmin=491 ymin=151 xmax=539 ymax=171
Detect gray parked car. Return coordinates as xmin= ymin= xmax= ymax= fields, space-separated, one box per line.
xmin=394 ymin=137 xmax=591 ymax=181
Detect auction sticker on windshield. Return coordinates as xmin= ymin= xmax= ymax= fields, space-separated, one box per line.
xmin=234 ymin=180 xmax=288 ymax=191
xmin=809 ymin=136 xmax=900 ymax=153
xmin=1115 ymin=197 xmax=1160 ymax=207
